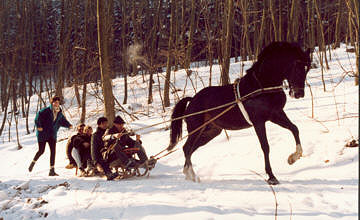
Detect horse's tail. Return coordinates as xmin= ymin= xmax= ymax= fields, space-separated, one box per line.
xmin=167 ymin=97 xmax=193 ymax=151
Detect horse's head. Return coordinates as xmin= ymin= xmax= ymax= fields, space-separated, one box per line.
xmin=250 ymin=42 xmax=312 ymax=97
xmin=286 ymin=48 xmax=311 ymax=99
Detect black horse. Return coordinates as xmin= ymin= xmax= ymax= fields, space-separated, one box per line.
xmin=167 ymin=41 xmax=311 ymax=185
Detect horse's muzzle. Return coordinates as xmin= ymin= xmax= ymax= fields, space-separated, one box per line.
xmin=289 ymin=88 xmax=304 ymax=99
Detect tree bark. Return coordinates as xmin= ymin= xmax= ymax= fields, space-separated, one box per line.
xmin=185 ymin=0 xmax=196 ymax=69
xmin=97 ymin=0 xmax=115 ymax=125
xmin=221 ymin=0 xmax=234 ymax=86
xmin=121 ymin=0 xmax=128 ymax=104
xmin=148 ymin=0 xmax=162 ymax=104
xmin=164 ymin=0 xmax=175 ymax=107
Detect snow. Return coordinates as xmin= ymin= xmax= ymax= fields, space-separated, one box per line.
xmin=0 ymin=44 xmax=358 ymax=219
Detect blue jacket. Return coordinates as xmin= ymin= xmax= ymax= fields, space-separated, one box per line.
xmin=34 ymin=105 xmax=72 ymax=142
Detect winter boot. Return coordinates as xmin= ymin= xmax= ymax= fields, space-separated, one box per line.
xmin=78 ymin=168 xmax=87 ymax=177
xmin=147 ymin=157 xmax=157 ymax=170
xmin=125 ymin=158 xmax=136 ymax=169
xmin=28 ymin=160 xmax=36 ymax=172
xmin=49 ymin=167 xmax=59 ymax=176
xmin=65 ymin=163 xmax=76 ymax=169
xmin=105 ymin=172 xmax=119 ymax=181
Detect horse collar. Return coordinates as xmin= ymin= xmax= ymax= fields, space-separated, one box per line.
xmin=233 ymin=80 xmax=253 ymax=126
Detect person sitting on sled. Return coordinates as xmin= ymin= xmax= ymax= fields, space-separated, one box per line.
xmin=71 ymin=125 xmax=93 ymax=176
xmin=65 ymin=123 xmax=85 ymax=169
xmin=90 ymin=117 xmax=119 ymax=181
xmin=102 ymin=116 xmax=151 ymax=169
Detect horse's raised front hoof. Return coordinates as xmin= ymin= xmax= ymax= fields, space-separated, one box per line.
xmin=267 ymin=177 xmax=280 ymax=185
xmin=288 ymin=152 xmax=300 ymax=165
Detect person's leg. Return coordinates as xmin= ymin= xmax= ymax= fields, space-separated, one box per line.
xmin=28 ymin=141 xmax=46 ymax=172
xmin=71 ymin=148 xmax=82 ymax=169
xmin=135 ymin=142 xmax=148 ymax=164
xmin=72 ymin=148 xmax=87 ymax=176
xmin=48 ymin=138 xmax=58 ymax=176
xmin=65 ymin=139 xmax=76 ymax=168
xmin=80 ymin=148 xmax=91 ymax=169
xmin=97 ymin=159 xmax=111 ymax=174
xmin=113 ymin=144 xmax=130 ymax=164
xmin=97 ymin=159 xmax=118 ymax=180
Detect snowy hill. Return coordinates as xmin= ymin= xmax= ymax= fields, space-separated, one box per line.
xmin=0 ymin=45 xmax=358 ymax=219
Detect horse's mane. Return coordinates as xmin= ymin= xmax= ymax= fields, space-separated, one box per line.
xmin=247 ymin=42 xmax=304 ymax=75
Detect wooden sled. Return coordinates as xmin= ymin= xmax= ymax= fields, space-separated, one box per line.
xmin=108 ymin=148 xmax=157 ymax=179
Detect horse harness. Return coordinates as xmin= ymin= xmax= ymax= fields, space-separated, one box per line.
xmin=233 ymin=79 xmax=253 ymax=126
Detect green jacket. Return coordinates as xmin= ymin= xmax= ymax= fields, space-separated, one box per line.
xmin=34 ymin=105 xmax=72 ymax=142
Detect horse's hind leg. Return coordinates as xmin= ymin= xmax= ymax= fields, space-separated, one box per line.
xmin=270 ymin=110 xmax=303 ymax=165
xmin=183 ymin=125 xmax=222 ymax=182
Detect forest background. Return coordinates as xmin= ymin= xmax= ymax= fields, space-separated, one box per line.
xmin=0 ymin=0 xmax=358 ymax=137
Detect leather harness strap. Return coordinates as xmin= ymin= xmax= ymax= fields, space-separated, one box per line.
xmin=234 ymin=80 xmax=253 ymax=126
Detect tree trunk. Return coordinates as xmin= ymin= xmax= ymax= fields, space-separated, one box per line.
xmin=0 ymin=80 xmax=12 ymax=137
xmin=333 ymin=0 xmax=342 ymax=48
xmin=269 ymin=0 xmax=278 ymax=41
xmin=164 ymin=0 xmax=175 ymax=107
xmin=221 ymin=0 xmax=234 ymax=86
xmin=56 ymin=0 xmax=66 ymax=100
xmin=122 ymin=0 xmax=128 ymax=104
xmin=80 ymin=82 xmax=87 ymax=123
xmin=148 ymin=0 xmax=162 ymax=105
xmin=185 ymin=0 xmax=196 ymax=69
xmin=97 ymin=0 xmax=115 ymax=125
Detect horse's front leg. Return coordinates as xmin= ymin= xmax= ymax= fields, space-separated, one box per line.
xmin=253 ymin=123 xmax=279 ymax=185
xmin=270 ymin=110 xmax=303 ymax=165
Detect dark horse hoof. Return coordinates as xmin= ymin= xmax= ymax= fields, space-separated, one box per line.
xmin=267 ymin=177 xmax=280 ymax=185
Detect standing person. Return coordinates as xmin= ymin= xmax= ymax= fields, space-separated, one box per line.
xmin=65 ymin=124 xmax=85 ymax=169
xmin=28 ymin=96 xmax=73 ymax=176
xmin=91 ymin=117 xmax=118 ymax=181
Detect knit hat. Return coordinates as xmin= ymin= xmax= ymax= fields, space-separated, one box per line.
xmin=97 ymin=117 xmax=108 ymax=125
xmin=113 ymin=116 xmax=125 ymax=124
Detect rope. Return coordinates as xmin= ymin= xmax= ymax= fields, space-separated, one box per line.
xmin=128 ymin=85 xmax=286 ymax=136
xmin=154 ymin=104 xmax=237 ymax=160
xmin=151 ymin=84 xmax=287 ymax=160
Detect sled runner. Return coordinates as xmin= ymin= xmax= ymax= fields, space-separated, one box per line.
xmin=108 ymin=148 xmax=157 ymax=179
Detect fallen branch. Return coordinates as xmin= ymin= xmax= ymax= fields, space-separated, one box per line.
xmin=248 ymin=169 xmax=279 ymax=220
xmin=85 ymin=183 xmax=100 ymax=210
xmin=114 ymin=96 xmax=139 ymax=120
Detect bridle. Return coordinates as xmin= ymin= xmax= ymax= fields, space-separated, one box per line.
xmin=250 ymin=59 xmax=309 ymax=92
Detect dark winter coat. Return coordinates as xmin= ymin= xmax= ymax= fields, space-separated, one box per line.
xmin=72 ymin=134 xmax=90 ymax=150
xmin=73 ymin=133 xmax=92 ymax=167
xmin=66 ymin=132 xmax=82 ymax=164
xmin=103 ymin=126 xmax=141 ymax=149
xmin=91 ymin=127 xmax=107 ymax=165
xmin=34 ymin=105 xmax=72 ymax=142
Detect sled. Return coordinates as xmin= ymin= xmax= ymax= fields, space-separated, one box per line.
xmin=108 ymin=148 xmax=157 ymax=179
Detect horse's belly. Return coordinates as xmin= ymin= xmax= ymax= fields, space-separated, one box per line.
xmin=214 ymin=110 xmax=252 ymax=130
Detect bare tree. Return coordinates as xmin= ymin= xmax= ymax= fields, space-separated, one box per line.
xmin=220 ymin=0 xmax=234 ymax=85
xmin=97 ymin=0 xmax=115 ymax=125
xmin=164 ymin=0 xmax=176 ymax=107
xmin=184 ymin=0 xmax=196 ymax=69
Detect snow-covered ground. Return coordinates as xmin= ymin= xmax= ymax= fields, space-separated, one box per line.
xmin=0 ymin=45 xmax=358 ymax=219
